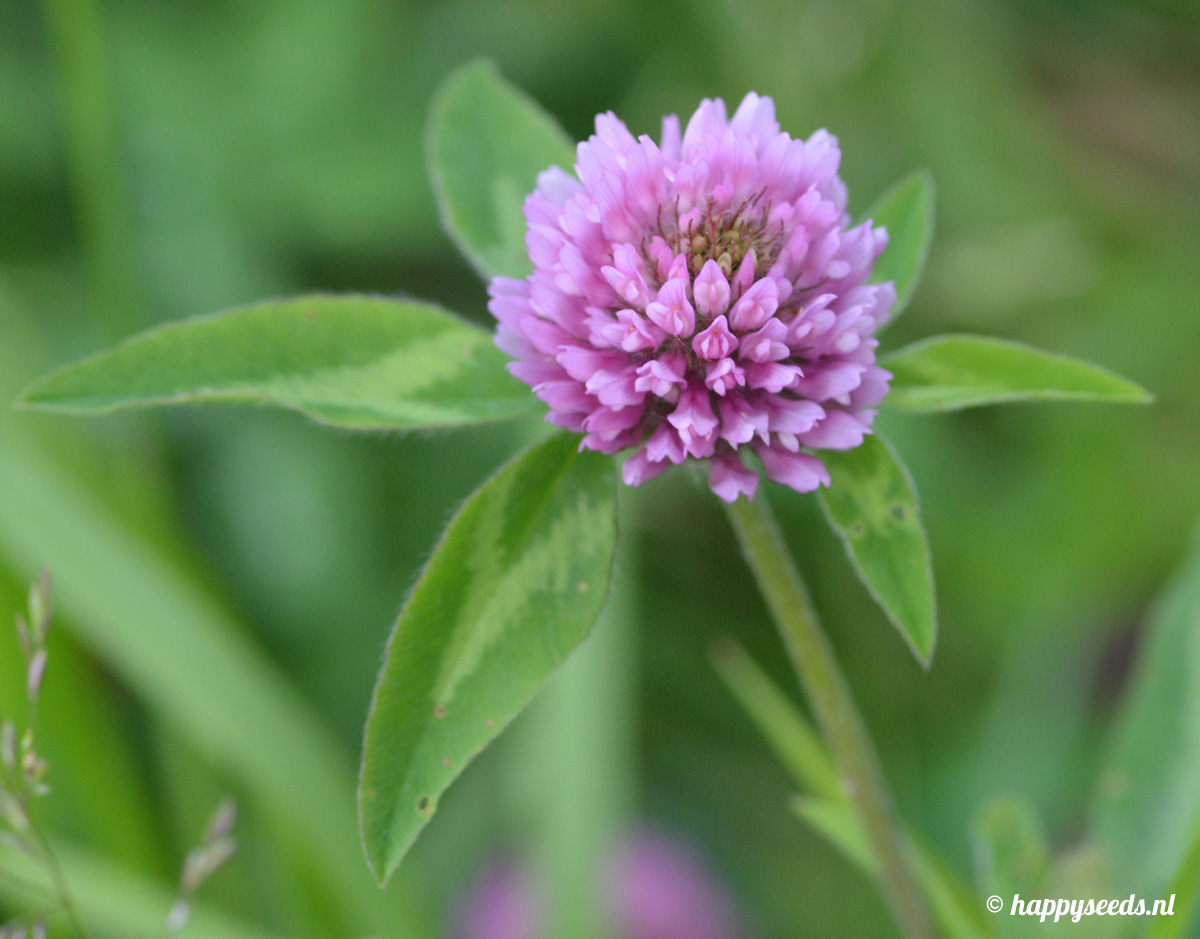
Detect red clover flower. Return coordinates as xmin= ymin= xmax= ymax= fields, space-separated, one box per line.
xmin=488 ymin=94 xmax=894 ymax=501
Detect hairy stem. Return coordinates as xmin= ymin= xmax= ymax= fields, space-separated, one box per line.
xmin=724 ymin=491 xmax=936 ymax=939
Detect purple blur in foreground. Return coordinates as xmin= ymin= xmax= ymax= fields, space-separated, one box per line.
xmin=454 ymin=830 xmax=744 ymax=939
xmin=454 ymin=860 xmax=545 ymax=939
xmin=606 ymin=831 xmax=740 ymax=939
xmin=489 ymin=94 xmax=894 ymax=502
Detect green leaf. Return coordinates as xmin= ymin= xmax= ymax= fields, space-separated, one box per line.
xmin=1146 ymin=817 xmax=1200 ymax=939
xmin=1094 ymin=524 xmax=1200 ymax=898
xmin=791 ymin=797 xmax=994 ymax=939
xmin=710 ymin=638 xmax=840 ymax=800
xmin=359 ymin=431 xmax=617 ymax=883
xmin=0 ymin=429 xmax=429 ymax=936
xmin=1048 ymin=847 xmax=1124 ymax=939
xmin=718 ymin=632 xmax=987 ymax=938
xmin=863 ymin=170 xmax=935 ymax=319
xmin=17 ymin=294 xmax=539 ymax=430
xmin=793 ymin=795 xmax=877 ymax=873
xmin=914 ymin=841 xmax=997 ymax=939
xmin=818 ymin=434 xmax=936 ymax=664
xmin=428 ymin=60 xmax=577 ymax=280
xmin=881 ymin=334 xmax=1153 ymax=412
xmin=715 ymin=642 xmax=992 ymax=937
xmin=972 ymin=798 xmax=1050 ymax=905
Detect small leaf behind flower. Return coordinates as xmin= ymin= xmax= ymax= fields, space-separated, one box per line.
xmin=428 ymin=60 xmax=577 ymax=281
xmin=881 ymin=334 xmax=1153 ymax=412
xmin=359 ymin=432 xmax=617 ymax=883
xmin=862 ymin=170 xmax=935 ymax=321
xmin=818 ymin=434 xmax=936 ymax=664
xmin=18 ymin=295 xmax=540 ymax=430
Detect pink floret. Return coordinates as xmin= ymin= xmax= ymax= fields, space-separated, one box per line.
xmin=488 ymin=94 xmax=894 ymax=501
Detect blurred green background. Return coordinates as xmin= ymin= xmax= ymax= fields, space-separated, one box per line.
xmin=1 ymin=0 xmax=1198 ymax=935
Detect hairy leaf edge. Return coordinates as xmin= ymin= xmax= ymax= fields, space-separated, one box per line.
xmin=879 ymin=333 xmax=1155 ymax=412
xmin=817 ymin=433 xmax=937 ymax=666
xmin=357 ymin=432 xmax=619 ymax=883
xmin=15 ymin=292 xmax=532 ymax=430
xmin=426 ymin=59 xmax=577 ymax=283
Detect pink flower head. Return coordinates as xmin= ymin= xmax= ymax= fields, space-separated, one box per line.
xmin=488 ymin=93 xmax=894 ymax=501
xmin=454 ymin=830 xmax=745 ymax=939
xmin=454 ymin=858 xmax=544 ymax=939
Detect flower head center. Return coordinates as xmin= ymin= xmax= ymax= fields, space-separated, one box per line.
xmin=653 ymin=190 xmax=783 ymax=281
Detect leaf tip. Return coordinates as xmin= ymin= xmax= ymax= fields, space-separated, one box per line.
xmin=13 ymin=375 xmax=67 ymax=413
xmin=914 ymin=166 xmax=936 ymax=198
xmin=898 ymin=607 xmax=936 ymax=668
xmin=357 ymin=785 xmax=396 ymax=888
xmin=913 ymin=590 xmax=937 ymax=669
xmin=432 ymin=59 xmax=504 ymax=109
xmin=914 ymin=634 xmax=936 ymax=670
xmin=366 ymin=857 xmax=389 ymax=889
xmin=12 ymin=385 xmax=38 ymax=411
xmin=453 ymin=56 xmax=502 ymax=80
xmin=707 ymin=633 xmax=742 ymax=668
xmin=708 ymin=635 xmax=755 ymax=694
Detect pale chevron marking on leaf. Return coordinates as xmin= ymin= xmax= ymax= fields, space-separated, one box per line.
xmin=358 ymin=433 xmax=617 ymax=882
xmin=435 ymin=493 xmax=612 ymax=703
xmin=20 ymin=294 xmax=541 ymax=430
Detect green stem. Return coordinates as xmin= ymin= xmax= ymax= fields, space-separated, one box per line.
xmin=42 ymin=0 xmax=145 ymax=338
xmin=724 ymin=492 xmax=936 ymax=939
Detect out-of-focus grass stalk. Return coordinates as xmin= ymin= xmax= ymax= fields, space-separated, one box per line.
xmin=25 ymin=812 xmax=93 ymax=939
xmin=41 ymin=0 xmax=145 ymax=338
xmin=0 ymin=838 xmax=291 ymax=939
xmin=517 ymin=495 xmax=638 ymax=939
